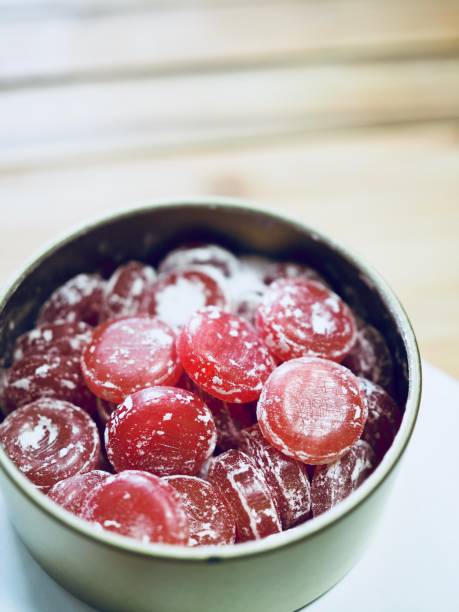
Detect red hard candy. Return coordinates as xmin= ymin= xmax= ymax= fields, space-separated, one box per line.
xmin=158 ymin=244 xmax=238 ymax=279
xmin=81 ymin=470 xmax=189 ymax=545
xmin=99 ymin=261 xmax=156 ymax=322
xmin=177 ymin=307 xmax=275 ymax=403
xmin=165 ymin=475 xmax=236 ymax=546
xmin=240 ymin=425 xmax=311 ymax=528
xmin=13 ymin=321 xmax=93 ymax=363
xmin=105 ymin=386 xmax=216 ymax=477
xmin=0 ymin=399 xmax=100 ymax=491
xmin=257 ymin=357 xmax=367 ymax=465
xmin=207 ymin=449 xmax=281 ymax=542
xmin=37 ymin=273 xmax=105 ymax=326
xmin=262 ymin=261 xmax=328 ymax=287
xmin=256 ymin=278 xmax=356 ymax=363
xmin=81 ymin=316 xmax=181 ymax=403
xmin=311 ymin=440 xmax=374 ymax=516
xmin=48 ymin=470 xmax=110 ymax=516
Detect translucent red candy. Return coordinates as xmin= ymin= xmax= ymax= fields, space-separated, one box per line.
xmin=257 ymin=357 xmax=367 ymax=465
xmin=177 ymin=307 xmax=275 ymax=403
xmin=13 ymin=321 xmax=93 ymax=363
xmin=3 ymin=352 xmax=96 ymax=417
xmin=311 ymin=440 xmax=374 ymax=516
xmin=37 ymin=273 xmax=105 ymax=326
xmin=240 ymin=425 xmax=311 ymax=528
xmin=207 ymin=449 xmax=281 ymax=542
xmin=144 ymin=268 xmax=227 ymax=330
xmin=256 ymin=278 xmax=356 ymax=363
xmin=343 ymin=322 xmax=394 ymax=393
xmin=0 ymin=399 xmax=100 ymax=491
xmin=99 ymin=261 xmax=156 ymax=322
xmin=359 ymin=377 xmax=402 ymax=465
xmin=158 ymin=244 xmax=238 ymax=278
xmin=165 ymin=475 xmax=236 ymax=546
xmin=105 ymin=386 xmax=216 ymax=476
xmin=81 ymin=316 xmax=181 ymax=403
xmin=48 ymin=470 xmax=110 ymax=517
xmin=81 ymin=470 xmax=189 ymax=545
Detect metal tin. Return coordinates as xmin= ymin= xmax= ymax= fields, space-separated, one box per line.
xmin=0 ymin=199 xmax=421 ymax=612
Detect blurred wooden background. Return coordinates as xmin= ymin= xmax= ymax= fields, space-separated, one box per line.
xmin=0 ymin=0 xmax=458 ymax=376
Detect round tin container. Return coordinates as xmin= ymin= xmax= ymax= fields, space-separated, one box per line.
xmin=0 ymin=199 xmax=421 ymax=612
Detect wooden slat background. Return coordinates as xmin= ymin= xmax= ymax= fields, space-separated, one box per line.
xmin=1 ymin=0 xmax=458 ymax=377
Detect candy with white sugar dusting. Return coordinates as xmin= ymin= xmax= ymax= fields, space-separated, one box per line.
xmin=48 ymin=470 xmax=110 ymax=517
xmin=13 ymin=321 xmax=93 ymax=363
xmin=158 ymin=244 xmax=238 ymax=278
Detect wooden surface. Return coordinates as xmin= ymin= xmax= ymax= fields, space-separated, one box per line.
xmin=1 ymin=0 xmax=458 ymax=377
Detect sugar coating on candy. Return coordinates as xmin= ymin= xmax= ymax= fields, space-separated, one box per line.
xmin=311 ymin=440 xmax=374 ymax=516
xmin=81 ymin=316 xmax=181 ymax=403
xmin=37 ymin=273 xmax=105 ymax=326
xmin=99 ymin=261 xmax=156 ymax=322
xmin=262 ymin=261 xmax=328 ymax=287
xmin=177 ymin=307 xmax=275 ymax=403
xmin=359 ymin=377 xmax=402 ymax=465
xmin=3 ymin=352 xmax=96 ymax=417
xmin=13 ymin=321 xmax=93 ymax=363
xmin=0 ymin=399 xmax=100 ymax=491
xmin=257 ymin=357 xmax=367 ymax=465
xmin=165 ymin=475 xmax=236 ymax=546
xmin=158 ymin=244 xmax=239 ymax=279
xmin=105 ymin=386 xmax=216 ymax=477
xmin=81 ymin=470 xmax=189 ymax=545
xmin=144 ymin=268 xmax=227 ymax=330
xmin=343 ymin=322 xmax=394 ymax=393
xmin=227 ymin=256 xmax=268 ymax=324
xmin=48 ymin=470 xmax=110 ymax=517
xmin=256 ymin=278 xmax=356 ymax=363
xmin=240 ymin=425 xmax=311 ymax=528
xmin=207 ymin=449 xmax=281 ymax=542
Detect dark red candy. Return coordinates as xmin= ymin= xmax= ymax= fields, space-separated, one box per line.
xmin=240 ymin=425 xmax=311 ymax=528
xmin=37 ymin=273 xmax=105 ymax=326
xmin=311 ymin=440 xmax=374 ymax=516
xmin=256 ymin=278 xmax=356 ymax=363
xmin=48 ymin=470 xmax=110 ymax=516
xmin=13 ymin=321 xmax=93 ymax=363
xmin=0 ymin=399 xmax=100 ymax=491
xmin=3 ymin=352 xmax=96 ymax=417
xmin=359 ymin=377 xmax=402 ymax=465
xmin=105 ymin=386 xmax=216 ymax=477
xmin=343 ymin=322 xmax=394 ymax=393
xmin=81 ymin=470 xmax=189 ymax=545
xmin=177 ymin=307 xmax=275 ymax=403
xmin=208 ymin=450 xmax=281 ymax=542
xmin=257 ymin=357 xmax=367 ymax=465
xmin=144 ymin=268 xmax=227 ymax=330
xmin=165 ymin=475 xmax=236 ymax=546
xmin=158 ymin=244 xmax=238 ymax=279
xmin=99 ymin=261 xmax=156 ymax=322
xmin=81 ymin=316 xmax=181 ymax=403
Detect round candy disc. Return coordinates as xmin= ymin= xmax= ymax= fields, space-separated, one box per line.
xmin=82 ymin=470 xmax=189 ymax=545
xmin=81 ymin=316 xmax=181 ymax=403
xmin=262 ymin=261 xmax=327 ymax=287
xmin=105 ymin=386 xmax=216 ymax=476
xmin=99 ymin=261 xmax=156 ymax=322
xmin=343 ymin=322 xmax=394 ymax=393
xmin=240 ymin=425 xmax=311 ymax=528
xmin=37 ymin=273 xmax=105 ymax=326
xmin=158 ymin=244 xmax=238 ymax=278
xmin=257 ymin=357 xmax=367 ymax=464
xmin=359 ymin=378 xmax=402 ymax=465
xmin=0 ymin=399 xmax=100 ymax=491
xmin=13 ymin=321 xmax=93 ymax=363
xmin=144 ymin=268 xmax=227 ymax=330
xmin=177 ymin=307 xmax=275 ymax=403
xmin=3 ymin=352 xmax=96 ymax=416
xmin=207 ymin=449 xmax=281 ymax=542
xmin=165 ymin=475 xmax=236 ymax=546
xmin=311 ymin=440 xmax=374 ymax=516
xmin=256 ymin=278 xmax=356 ymax=363
xmin=48 ymin=470 xmax=110 ymax=516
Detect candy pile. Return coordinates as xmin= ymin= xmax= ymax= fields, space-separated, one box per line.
xmin=0 ymin=244 xmax=402 ymax=546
